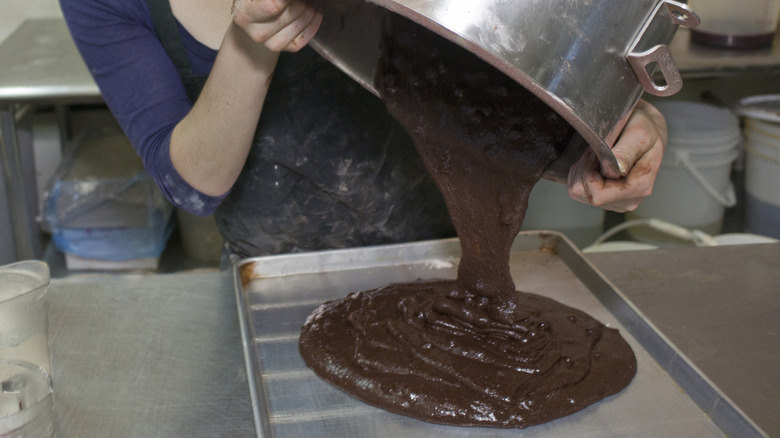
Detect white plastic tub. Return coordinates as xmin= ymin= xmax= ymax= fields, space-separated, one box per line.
xmin=629 ymin=101 xmax=741 ymax=244
xmin=743 ymin=118 xmax=780 ymax=238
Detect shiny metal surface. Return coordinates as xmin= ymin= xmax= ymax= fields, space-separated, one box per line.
xmin=0 ymin=19 xmax=101 ymax=261
xmin=234 ymin=232 xmax=735 ymax=437
xmin=48 ymin=272 xmax=255 ymax=437
xmin=36 ymin=240 xmax=774 ymax=437
xmin=0 ymin=106 xmax=36 ymax=260
xmin=311 ymin=0 xmax=698 ymax=182
xmin=0 ymin=19 xmax=99 ymax=102
xmin=627 ymin=0 xmax=700 ymax=97
xmin=589 ymin=243 xmax=780 ymax=438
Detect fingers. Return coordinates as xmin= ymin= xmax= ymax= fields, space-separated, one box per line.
xmin=567 ymin=149 xmax=601 ymax=207
xmin=568 ymin=152 xmax=648 ymax=213
xmin=233 ymin=0 xmax=322 ymax=52
xmin=265 ymin=6 xmax=322 ymax=52
xmin=610 ymin=100 xmax=666 ymax=177
xmin=233 ymin=0 xmax=294 ymax=21
xmin=568 ymin=100 xmax=667 ymax=213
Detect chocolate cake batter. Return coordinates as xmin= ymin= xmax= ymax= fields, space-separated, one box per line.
xmin=299 ymin=15 xmax=636 ymax=428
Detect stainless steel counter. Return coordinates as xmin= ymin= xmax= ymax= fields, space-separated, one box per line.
xmin=0 ymin=18 xmax=101 ymax=261
xmin=588 ymin=242 xmax=780 ymax=438
xmin=0 ymin=19 xmax=99 ymax=102
xmin=46 ymin=243 xmax=779 ymax=437
xmin=48 ymin=271 xmax=255 ymax=437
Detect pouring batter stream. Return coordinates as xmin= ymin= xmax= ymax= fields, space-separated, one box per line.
xmin=299 ymin=15 xmax=636 ymax=428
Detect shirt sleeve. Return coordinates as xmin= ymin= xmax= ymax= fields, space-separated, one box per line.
xmin=59 ymin=0 xmax=227 ymax=216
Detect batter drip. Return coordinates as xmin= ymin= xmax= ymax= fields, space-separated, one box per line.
xmin=299 ymin=14 xmax=636 ymax=428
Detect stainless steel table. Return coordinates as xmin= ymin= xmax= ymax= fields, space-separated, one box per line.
xmin=588 ymin=242 xmax=780 ymax=438
xmin=48 ymin=271 xmax=255 ymax=437
xmin=0 ymin=18 xmax=101 ymax=260
xmin=46 ymin=243 xmax=779 ymax=437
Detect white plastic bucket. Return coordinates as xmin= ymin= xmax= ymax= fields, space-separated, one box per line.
xmin=628 ymin=101 xmax=741 ymax=244
xmin=743 ymin=118 xmax=780 ymax=238
xmin=521 ymin=178 xmax=605 ymax=248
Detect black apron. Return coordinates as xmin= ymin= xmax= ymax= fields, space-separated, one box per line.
xmin=147 ymin=0 xmax=454 ymax=260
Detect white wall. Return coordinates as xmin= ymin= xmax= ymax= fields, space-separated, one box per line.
xmin=1 ymin=0 xmax=63 ymax=43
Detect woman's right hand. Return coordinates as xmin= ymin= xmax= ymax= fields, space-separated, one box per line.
xmin=170 ymin=0 xmax=321 ymax=198
xmin=231 ymin=0 xmax=323 ymax=52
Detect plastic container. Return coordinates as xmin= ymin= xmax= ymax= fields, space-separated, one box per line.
xmin=0 ymin=261 xmax=51 ymax=375
xmin=43 ymin=174 xmax=173 ymax=262
xmin=628 ymin=101 xmax=741 ymax=245
xmin=689 ymin=0 xmax=780 ymax=49
xmin=521 ymin=178 xmax=605 ymax=248
xmin=41 ymin=130 xmax=174 ymax=263
xmin=738 ymin=95 xmax=780 ymax=238
xmin=713 ymin=233 xmax=778 ymax=245
xmin=0 ymin=360 xmax=54 ymax=438
xmin=582 ymin=241 xmax=659 ymax=253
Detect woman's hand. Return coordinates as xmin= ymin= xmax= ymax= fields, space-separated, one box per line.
xmin=232 ymin=0 xmax=323 ymax=52
xmin=567 ymin=100 xmax=667 ymax=213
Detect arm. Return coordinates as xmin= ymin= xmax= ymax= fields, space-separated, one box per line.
xmin=60 ymin=0 xmax=321 ymax=215
xmin=61 ymin=0 xmax=215 ymax=214
xmin=567 ymin=100 xmax=667 ymax=212
xmin=171 ymin=0 xmax=323 ymax=197
xmin=168 ymin=23 xmax=279 ymax=198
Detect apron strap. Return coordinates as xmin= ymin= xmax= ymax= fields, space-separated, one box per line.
xmin=145 ymin=0 xmax=204 ymax=101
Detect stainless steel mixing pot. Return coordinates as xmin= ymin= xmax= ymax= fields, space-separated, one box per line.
xmin=310 ymin=0 xmax=699 ymax=182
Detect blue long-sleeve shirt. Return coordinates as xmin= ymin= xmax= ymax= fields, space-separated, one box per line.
xmin=60 ymin=0 xmax=225 ymax=215
xmin=61 ymin=0 xmax=456 ymax=257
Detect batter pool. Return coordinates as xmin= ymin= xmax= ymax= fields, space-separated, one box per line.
xmin=299 ymin=14 xmax=637 ymax=428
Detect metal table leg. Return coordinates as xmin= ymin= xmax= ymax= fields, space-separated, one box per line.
xmin=0 ymin=104 xmax=36 ymax=260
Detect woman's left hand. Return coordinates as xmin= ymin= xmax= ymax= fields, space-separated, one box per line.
xmin=567 ymin=99 xmax=667 ymax=213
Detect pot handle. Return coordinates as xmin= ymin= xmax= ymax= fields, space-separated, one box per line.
xmin=627 ymin=45 xmax=682 ymax=96
xmin=661 ymin=0 xmax=701 ymax=28
xmin=627 ymin=0 xmax=699 ymax=97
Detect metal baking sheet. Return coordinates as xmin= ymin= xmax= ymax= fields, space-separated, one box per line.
xmin=234 ymin=231 xmax=739 ymax=437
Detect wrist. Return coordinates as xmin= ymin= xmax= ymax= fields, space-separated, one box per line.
xmin=224 ymin=22 xmax=281 ymax=72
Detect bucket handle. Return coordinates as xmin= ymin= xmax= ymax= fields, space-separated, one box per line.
xmin=675 ymin=150 xmax=738 ymax=207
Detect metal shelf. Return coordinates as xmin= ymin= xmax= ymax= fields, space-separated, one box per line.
xmin=671 ymin=28 xmax=780 ymax=79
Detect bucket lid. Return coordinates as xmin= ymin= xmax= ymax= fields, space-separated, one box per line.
xmin=653 ymin=101 xmax=740 ymax=147
xmin=713 ymin=233 xmax=779 ymax=246
xmin=738 ymin=95 xmax=780 ymax=123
